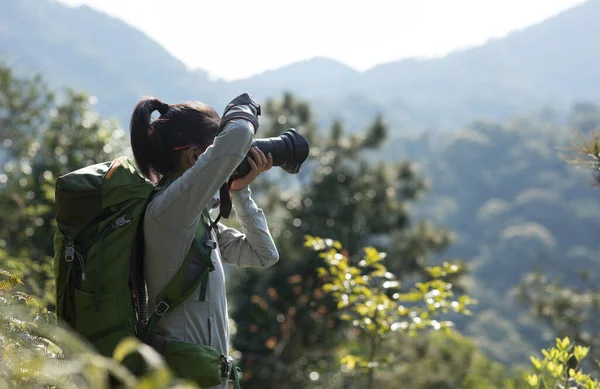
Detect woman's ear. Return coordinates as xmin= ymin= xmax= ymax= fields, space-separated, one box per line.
xmin=187 ymin=147 xmax=204 ymax=166
xmin=191 ymin=146 xmax=203 ymax=162
xmin=179 ymin=146 xmax=205 ymax=172
xmin=180 ymin=148 xmax=194 ymax=171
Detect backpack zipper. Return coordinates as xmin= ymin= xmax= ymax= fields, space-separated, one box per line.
xmin=64 ymin=215 xmax=132 ymax=285
xmin=93 ymin=214 xmax=133 ymax=312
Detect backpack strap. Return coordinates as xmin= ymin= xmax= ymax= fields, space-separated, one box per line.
xmin=130 ymin=196 xmax=154 ymax=334
xmin=140 ymin=208 xmax=215 ymax=342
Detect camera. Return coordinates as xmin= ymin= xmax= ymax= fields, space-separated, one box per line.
xmin=231 ymin=128 xmax=309 ymax=179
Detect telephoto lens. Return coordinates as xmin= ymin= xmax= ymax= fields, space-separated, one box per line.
xmin=231 ymin=128 xmax=309 ymax=179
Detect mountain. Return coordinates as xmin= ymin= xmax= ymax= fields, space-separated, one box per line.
xmin=0 ymin=0 xmax=225 ymax=128
xmin=233 ymin=57 xmax=358 ymax=98
xmin=354 ymin=0 xmax=600 ymax=129
xmin=1 ymin=0 xmax=599 ymax=133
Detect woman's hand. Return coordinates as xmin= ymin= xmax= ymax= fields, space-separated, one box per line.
xmin=230 ymin=147 xmax=273 ymax=191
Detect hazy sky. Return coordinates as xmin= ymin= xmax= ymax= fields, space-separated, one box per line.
xmin=59 ymin=0 xmax=585 ymax=81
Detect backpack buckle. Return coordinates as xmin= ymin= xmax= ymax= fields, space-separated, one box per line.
xmin=111 ymin=215 xmax=132 ymax=229
xmin=65 ymin=244 xmax=75 ymax=262
xmin=155 ymin=300 xmax=170 ymax=316
xmin=221 ymin=356 xmax=234 ymax=378
xmin=205 ymin=239 xmax=217 ymax=250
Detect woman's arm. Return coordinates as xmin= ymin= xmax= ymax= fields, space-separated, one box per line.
xmin=146 ymin=104 xmax=256 ymax=230
xmin=217 ymin=186 xmax=279 ymax=268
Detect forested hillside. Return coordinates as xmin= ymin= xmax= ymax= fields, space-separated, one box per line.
xmin=401 ymin=104 xmax=600 ymax=363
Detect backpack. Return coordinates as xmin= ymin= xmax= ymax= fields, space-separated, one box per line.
xmin=53 ymin=156 xmax=154 ymax=358
xmin=53 ymin=156 xmax=239 ymax=387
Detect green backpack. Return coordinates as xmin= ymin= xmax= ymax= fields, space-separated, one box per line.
xmin=53 ymin=156 xmax=154 ymax=358
xmin=53 ymin=156 xmax=240 ymax=387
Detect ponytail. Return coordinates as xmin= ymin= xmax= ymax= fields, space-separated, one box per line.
xmin=130 ymin=97 xmax=170 ymax=184
xmin=129 ymin=96 xmax=220 ymax=184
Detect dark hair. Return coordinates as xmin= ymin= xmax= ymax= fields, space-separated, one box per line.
xmin=130 ymin=96 xmax=220 ymax=183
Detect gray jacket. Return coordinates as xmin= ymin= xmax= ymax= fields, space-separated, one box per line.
xmin=143 ymin=105 xmax=279 ymax=388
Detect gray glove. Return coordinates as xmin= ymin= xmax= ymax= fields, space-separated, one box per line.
xmin=219 ymin=93 xmax=261 ymax=134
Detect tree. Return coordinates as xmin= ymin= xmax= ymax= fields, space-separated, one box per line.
xmin=307 ymin=235 xmax=475 ymax=389
xmin=377 ymin=331 xmax=525 ymax=389
xmin=228 ymin=94 xmax=461 ymax=388
xmin=514 ymin=129 xmax=600 ymax=378
xmin=400 ymin=109 xmax=600 ymax=364
xmin=0 ymin=63 xmax=126 ymax=307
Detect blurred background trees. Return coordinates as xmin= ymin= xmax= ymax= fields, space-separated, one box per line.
xmin=226 ymin=92 xmax=465 ymax=388
xmin=0 ymin=63 xmax=125 ymax=307
xmin=2 ymin=43 xmax=600 ymax=386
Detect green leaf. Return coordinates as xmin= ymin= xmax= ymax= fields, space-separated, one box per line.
xmin=316 ymin=267 xmax=328 ymax=277
xmin=557 ymin=337 xmax=570 ymax=351
xmin=397 ymin=292 xmax=422 ymax=302
xmin=323 ymin=283 xmax=337 ymax=292
xmin=427 ymin=266 xmax=444 ymax=278
xmin=113 ymin=336 xmax=142 ymax=363
xmin=530 ymin=357 xmax=542 ymax=371
xmin=574 ymin=345 xmax=590 ymax=362
xmin=363 ymin=247 xmax=383 ymax=265
xmin=526 ymin=374 xmax=538 ymax=387
xmin=340 ymin=355 xmax=357 ymax=370
xmin=0 ymin=268 xmax=24 ymax=294
xmin=355 ymin=304 xmax=369 ymax=316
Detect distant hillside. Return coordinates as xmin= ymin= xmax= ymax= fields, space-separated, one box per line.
xmin=353 ymin=0 xmax=600 ymax=129
xmin=231 ymin=57 xmax=359 ymax=98
xmin=0 ymin=0 xmax=225 ymax=127
xmin=1 ymin=0 xmax=599 ymax=133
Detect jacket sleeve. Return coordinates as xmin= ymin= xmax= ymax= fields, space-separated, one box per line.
xmin=216 ymin=186 xmax=279 ymax=268
xmin=145 ymin=106 xmax=255 ymax=230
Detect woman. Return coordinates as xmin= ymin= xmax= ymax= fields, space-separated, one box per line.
xmin=130 ymin=93 xmax=279 ymax=388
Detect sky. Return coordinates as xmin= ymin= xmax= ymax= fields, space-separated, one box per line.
xmin=58 ymin=0 xmax=585 ymax=81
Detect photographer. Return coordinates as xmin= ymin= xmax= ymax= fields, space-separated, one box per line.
xmin=130 ymin=94 xmax=279 ymax=388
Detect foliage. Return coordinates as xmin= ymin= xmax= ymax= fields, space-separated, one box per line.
xmin=394 ymin=105 xmax=600 ymax=364
xmin=0 ymin=268 xmax=197 ymax=389
xmin=0 ymin=63 xmax=125 ymax=308
xmin=526 ymin=337 xmax=599 ymax=389
xmin=519 ymin=272 xmax=600 ymax=374
xmin=229 ymin=93 xmax=460 ymax=388
xmin=306 ymin=235 xmax=475 ymax=388
xmin=2 ymin=53 xmax=600 ymax=389
xmin=377 ymin=330 xmax=526 ymax=389
xmin=558 ymin=129 xmax=600 ymax=184
xmin=513 ymin=114 xmax=600 ymax=376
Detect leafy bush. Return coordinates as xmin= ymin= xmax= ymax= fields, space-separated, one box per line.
xmin=527 ymin=337 xmax=599 ymax=389
xmin=0 ymin=268 xmax=197 ymax=389
xmin=305 ymin=235 xmax=476 ymax=388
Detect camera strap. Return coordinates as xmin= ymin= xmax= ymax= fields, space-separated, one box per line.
xmin=211 ymin=179 xmax=233 ymax=227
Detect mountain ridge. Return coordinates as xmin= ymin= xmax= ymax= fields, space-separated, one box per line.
xmin=1 ymin=0 xmax=598 ymax=133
